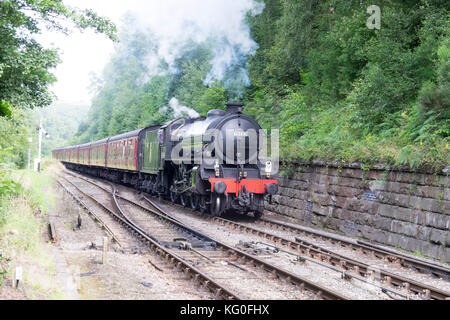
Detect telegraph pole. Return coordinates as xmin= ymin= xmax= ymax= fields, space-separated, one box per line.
xmin=36 ymin=117 xmax=49 ymax=173
xmin=27 ymin=137 xmax=32 ymax=170
xmin=38 ymin=118 xmax=42 ymax=172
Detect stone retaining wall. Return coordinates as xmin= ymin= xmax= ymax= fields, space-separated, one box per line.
xmin=267 ymin=163 xmax=450 ymax=262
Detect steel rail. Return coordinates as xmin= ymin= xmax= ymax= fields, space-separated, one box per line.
xmin=257 ymin=217 xmax=450 ymax=281
xmin=56 ymin=179 xmax=123 ymax=247
xmin=138 ymin=194 xmax=349 ymax=300
xmin=252 ymin=241 xmax=411 ymax=300
xmin=63 ymin=172 xmax=154 ymax=237
xmin=212 ymin=217 xmax=450 ymax=300
xmin=132 ymin=170 xmax=449 ymax=282
xmin=58 ymin=176 xmax=241 ymax=300
xmin=115 ymin=178 xmax=448 ymax=300
xmin=141 ymin=192 xmax=450 ymax=299
xmin=65 ymin=170 xmax=449 ymax=300
xmin=64 ymin=170 xmax=348 ymax=300
xmin=121 ymin=181 xmax=450 ymax=300
xmin=64 ymin=171 xmax=217 ymax=244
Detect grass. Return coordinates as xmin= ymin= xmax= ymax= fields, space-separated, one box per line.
xmin=0 ymin=162 xmax=65 ymax=299
xmin=13 ymin=167 xmax=56 ymax=213
xmin=394 ymin=246 xmax=449 ymax=266
xmin=412 ymin=250 xmax=427 ymax=259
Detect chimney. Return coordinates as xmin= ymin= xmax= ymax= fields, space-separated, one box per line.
xmin=226 ymin=102 xmax=243 ymax=114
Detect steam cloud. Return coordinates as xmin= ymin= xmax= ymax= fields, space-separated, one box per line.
xmin=160 ymin=98 xmax=200 ymax=118
xmin=127 ymin=0 xmax=265 ymax=98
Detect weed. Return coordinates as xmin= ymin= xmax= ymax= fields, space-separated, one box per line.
xmin=0 ymin=167 xmax=64 ymax=299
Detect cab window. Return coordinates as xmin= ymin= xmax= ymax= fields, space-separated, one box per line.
xmin=170 ymin=119 xmax=185 ymax=133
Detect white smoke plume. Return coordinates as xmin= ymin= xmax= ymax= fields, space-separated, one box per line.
xmin=126 ymin=0 xmax=265 ymax=95
xmin=160 ymin=98 xmax=200 ymax=118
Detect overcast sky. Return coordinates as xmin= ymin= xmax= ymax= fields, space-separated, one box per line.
xmin=37 ymin=0 xmax=263 ymax=106
xmin=36 ymin=0 xmax=131 ymax=105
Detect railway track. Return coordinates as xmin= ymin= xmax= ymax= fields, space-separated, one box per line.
xmin=59 ymin=171 xmax=348 ymax=300
xmin=131 ymin=186 xmax=450 ymax=300
xmin=119 ymin=187 xmax=450 ymax=298
xmin=57 ymin=175 xmax=241 ymax=300
xmin=64 ymin=169 xmax=450 ymax=300
xmin=140 ymin=194 xmax=450 ymax=300
xmin=147 ymin=197 xmax=450 ymax=283
xmin=256 ymin=217 xmax=450 ymax=281
xmin=57 ymin=179 xmax=125 ymax=248
xmin=209 ymin=217 xmax=450 ymax=300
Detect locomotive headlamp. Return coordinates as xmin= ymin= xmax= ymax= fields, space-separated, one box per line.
xmin=265 ymin=161 xmax=272 ymax=178
xmin=214 ymin=181 xmax=227 ymax=194
xmin=214 ymin=159 xmax=220 ymax=177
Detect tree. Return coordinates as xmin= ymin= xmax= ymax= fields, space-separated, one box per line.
xmin=0 ymin=0 xmax=117 ymax=169
xmin=0 ymin=0 xmax=117 ymax=113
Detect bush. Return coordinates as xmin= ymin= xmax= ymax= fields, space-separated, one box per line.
xmin=0 ymin=147 xmax=22 ymax=198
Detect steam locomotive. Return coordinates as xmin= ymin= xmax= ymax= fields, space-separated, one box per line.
xmin=53 ymin=102 xmax=278 ymax=218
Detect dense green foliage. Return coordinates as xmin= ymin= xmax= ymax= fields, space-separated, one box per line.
xmin=72 ymin=0 xmax=448 ymax=168
xmin=245 ymin=0 xmax=449 ymax=168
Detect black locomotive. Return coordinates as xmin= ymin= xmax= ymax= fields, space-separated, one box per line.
xmin=53 ymin=102 xmax=278 ymax=218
